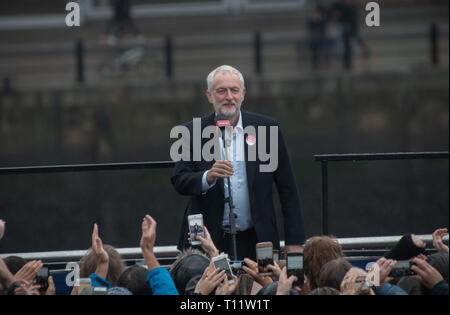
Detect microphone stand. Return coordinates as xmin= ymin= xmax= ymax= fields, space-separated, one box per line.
xmin=221 ymin=127 xmax=238 ymax=261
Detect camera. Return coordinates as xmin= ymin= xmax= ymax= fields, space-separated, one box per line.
xmin=36 ymin=267 xmax=49 ymax=292
xmin=212 ymin=254 xmax=235 ymax=284
xmin=256 ymin=242 xmax=274 ymax=275
xmin=354 ymin=275 xmax=371 ymax=291
xmin=187 ymin=214 xmax=205 ymax=246
xmin=389 ymin=260 xmax=417 ymax=277
xmin=287 ymin=252 xmax=304 ymax=287
xmin=230 ymin=260 xmax=248 ymax=276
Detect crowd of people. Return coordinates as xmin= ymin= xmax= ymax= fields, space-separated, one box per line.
xmin=0 ymin=217 xmax=448 ymax=295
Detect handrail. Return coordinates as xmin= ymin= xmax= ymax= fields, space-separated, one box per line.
xmin=1 ymin=153 xmax=448 ymax=264
xmin=0 ymin=161 xmax=175 ymax=175
xmin=1 ymin=25 xmax=447 ymax=56
xmin=314 ymin=151 xmax=449 ymax=235
xmin=314 ymin=151 xmax=449 ymax=162
xmin=1 ymin=234 xmax=447 ymax=263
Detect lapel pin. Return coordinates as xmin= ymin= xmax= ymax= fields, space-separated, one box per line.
xmin=246 ymin=135 xmax=256 ymax=146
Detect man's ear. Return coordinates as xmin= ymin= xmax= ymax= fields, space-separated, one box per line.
xmin=206 ymin=90 xmax=214 ymax=104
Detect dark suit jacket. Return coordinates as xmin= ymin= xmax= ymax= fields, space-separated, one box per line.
xmin=171 ymin=110 xmax=305 ymax=251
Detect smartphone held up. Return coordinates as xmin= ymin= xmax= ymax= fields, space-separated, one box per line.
xmin=187 ymin=214 xmax=205 ymax=246
xmin=287 ymin=252 xmax=304 ymax=287
xmin=256 ymin=242 xmax=274 ymax=276
xmin=212 ymin=254 xmax=235 ymax=284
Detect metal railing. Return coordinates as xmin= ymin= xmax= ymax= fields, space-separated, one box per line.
xmin=1 ymin=234 xmax=447 ymax=267
xmin=1 ymin=152 xmax=448 ymax=266
xmin=314 ymin=151 xmax=449 ymax=235
xmin=0 ymin=161 xmax=175 ymax=175
xmin=0 ymin=23 xmax=446 ymax=87
xmin=0 ymin=0 xmax=308 ymax=30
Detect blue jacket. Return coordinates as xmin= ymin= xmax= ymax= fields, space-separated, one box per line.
xmin=146 ymin=267 xmax=179 ymax=295
xmin=375 ymin=283 xmax=408 ymax=295
xmin=89 ymin=273 xmax=112 ymax=288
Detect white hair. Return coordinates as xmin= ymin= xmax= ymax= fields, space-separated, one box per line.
xmin=206 ymin=65 xmax=245 ymax=92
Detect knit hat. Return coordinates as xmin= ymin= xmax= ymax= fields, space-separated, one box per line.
xmin=169 ymin=248 xmax=210 ymax=295
xmin=384 ymin=234 xmax=426 ymax=260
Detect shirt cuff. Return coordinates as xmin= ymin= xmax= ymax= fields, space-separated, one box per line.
xmin=201 ymin=170 xmax=216 ymax=194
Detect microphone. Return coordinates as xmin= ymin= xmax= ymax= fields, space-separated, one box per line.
xmin=214 ymin=115 xmax=238 ymax=260
xmin=215 ymin=115 xmax=232 ymax=148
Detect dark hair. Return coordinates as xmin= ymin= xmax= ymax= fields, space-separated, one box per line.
xmin=79 ymin=244 xmax=125 ymax=286
xmin=317 ymin=258 xmax=352 ymax=290
xmin=117 ymin=265 xmax=152 ymax=295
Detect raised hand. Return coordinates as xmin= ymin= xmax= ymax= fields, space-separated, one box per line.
xmin=46 ymin=276 xmax=56 ymax=295
xmin=15 ymin=260 xmax=43 ymax=282
xmin=242 ymin=258 xmax=273 ymax=288
xmin=195 ymin=263 xmax=226 ymax=295
xmin=216 ymin=273 xmax=239 ymax=295
xmin=92 ymin=223 xmax=109 ymax=264
xmin=140 ymin=214 xmax=160 ymax=271
xmin=192 ymin=226 xmax=220 ymax=257
xmin=410 ymin=257 xmax=444 ymax=289
xmin=276 ymin=267 xmax=297 ymax=295
xmin=432 ymin=228 xmax=449 ymax=253
xmin=92 ymin=223 xmax=109 ymax=279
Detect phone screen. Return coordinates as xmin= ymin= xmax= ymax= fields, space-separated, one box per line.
xmin=36 ymin=267 xmax=49 ymax=292
xmin=273 ymin=250 xmax=279 ymax=263
xmin=389 ymin=260 xmax=416 ymax=277
xmin=257 ymin=245 xmax=273 ymax=273
xmin=188 ymin=215 xmax=205 ymax=245
xmin=213 ymin=257 xmax=234 ymax=283
xmin=287 ymin=254 xmax=303 ymax=270
xmin=287 ymin=253 xmax=304 ymax=286
xmin=257 ymin=246 xmax=273 ymax=260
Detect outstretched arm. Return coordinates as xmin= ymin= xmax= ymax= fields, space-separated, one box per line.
xmin=140 ymin=214 xmax=160 ymax=271
xmin=140 ymin=214 xmax=179 ymax=295
xmin=432 ymin=228 xmax=449 ymax=254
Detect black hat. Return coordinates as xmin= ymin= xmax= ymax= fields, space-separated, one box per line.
xmin=384 ymin=234 xmax=426 ymax=260
xmin=170 ymin=249 xmax=210 ymax=295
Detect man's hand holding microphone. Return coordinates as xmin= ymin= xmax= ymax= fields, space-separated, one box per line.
xmin=206 ymin=160 xmax=234 ymax=185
